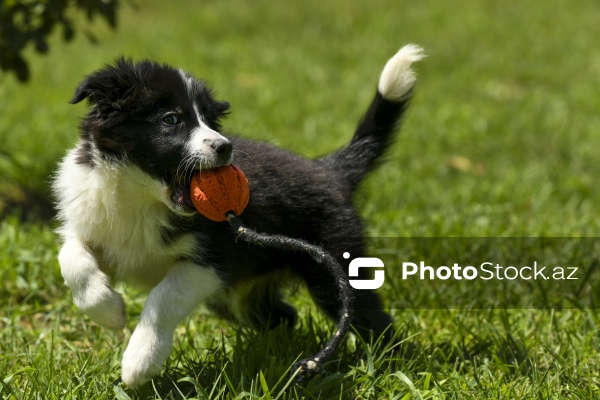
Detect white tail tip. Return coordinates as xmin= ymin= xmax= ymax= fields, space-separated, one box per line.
xmin=378 ymin=44 xmax=426 ymax=101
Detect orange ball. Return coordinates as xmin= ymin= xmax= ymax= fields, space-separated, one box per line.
xmin=189 ymin=164 xmax=250 ymax=222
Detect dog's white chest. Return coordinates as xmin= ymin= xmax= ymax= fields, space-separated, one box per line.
xmin=55 ymin=151 xmax=197 ymax=288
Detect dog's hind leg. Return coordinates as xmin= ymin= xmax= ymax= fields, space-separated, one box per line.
xmin=300 ymin=261 xmax=394 ymax=344
xmin=239 ymin=278 xmax=298 ymax=331
xmin=207 ymin=275 xmax=297 ymax=330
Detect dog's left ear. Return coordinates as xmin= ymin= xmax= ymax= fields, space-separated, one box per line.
xmin=70 ymin=76 xmax=107 ymax=105
xmin=69 ymin=57 xmax=140 ymax=110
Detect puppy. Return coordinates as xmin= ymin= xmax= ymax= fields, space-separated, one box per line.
xmin=53 ymin=45 xmax=424 ymax=387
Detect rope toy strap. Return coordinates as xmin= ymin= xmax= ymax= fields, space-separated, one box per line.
xmin=226 ymin=212 xmax=354 ymax=381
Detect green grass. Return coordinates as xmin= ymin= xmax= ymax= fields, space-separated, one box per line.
xmin=1 ymin=0 xmax=600 ymax=398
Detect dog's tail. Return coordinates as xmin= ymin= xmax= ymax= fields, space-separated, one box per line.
xmin=321 ymin=44 xmax=425 ymax=191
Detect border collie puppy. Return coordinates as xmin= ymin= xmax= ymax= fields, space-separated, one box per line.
xmin=53 ymin=45 xmax=424 ymax=387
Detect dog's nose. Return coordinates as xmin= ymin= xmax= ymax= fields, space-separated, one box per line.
xmin=211 ymin=139 xmax=233 ymax=162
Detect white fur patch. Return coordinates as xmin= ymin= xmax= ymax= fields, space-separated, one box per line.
xmin=186 ymin=125 xmax=231 ymax=168
xmin=177 ymin=68 xmax=231 ymax=168
xmin=178 ymin=69 xmax=203 ymax=125
xmin=54 ymin=149 xmax=199 ymax=289
xmin=378 ymin=44 xmax=426 ymax=101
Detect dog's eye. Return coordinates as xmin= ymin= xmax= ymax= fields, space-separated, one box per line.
xmin=163 ymin=115 xmax=181 ymax=125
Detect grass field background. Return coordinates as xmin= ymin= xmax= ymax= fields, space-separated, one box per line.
xmin=1 ymin=0 xmax=599 ymax=398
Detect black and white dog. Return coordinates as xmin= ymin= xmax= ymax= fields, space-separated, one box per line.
xmin=53 ymin=45 xmax=424 ymax=387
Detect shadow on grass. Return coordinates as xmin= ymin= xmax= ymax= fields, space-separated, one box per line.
xmin=0 ymin=147 xmax=57 ymax=223
xmin=128 ymin=323 xmax=358 ymax=399
xmin=124 ymin=316 xmax=534 ymax=399
xmin=0 ymin=183 xmax=56 ymax=223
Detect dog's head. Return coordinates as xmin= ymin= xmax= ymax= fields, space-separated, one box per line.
xmin=71 ymin=57 xmax=232 ymax=214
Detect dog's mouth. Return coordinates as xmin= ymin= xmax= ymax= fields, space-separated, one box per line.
xmin=173 ymin=177 xmax=196 ymax=210
xmin=166 ymin=169 xmax=198 ymax=213
xmin=165 ymin=151 xmax=233 ymax=215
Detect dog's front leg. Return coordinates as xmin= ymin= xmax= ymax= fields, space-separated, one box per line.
xmin=59 ymin=238 xmax=126 ymax=330
xmin=121 ymin=261 xmax=222 ymax=387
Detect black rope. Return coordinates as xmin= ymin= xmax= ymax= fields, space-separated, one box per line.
xmin=226 ymin=212 xmax=354 ymax=382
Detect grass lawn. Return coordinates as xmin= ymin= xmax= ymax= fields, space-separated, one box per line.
xmin=1 ymin=0 xmax=599 ymax=398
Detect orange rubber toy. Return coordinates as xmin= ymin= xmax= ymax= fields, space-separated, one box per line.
xmin=189 ymin=164 xmax=250 ymax=221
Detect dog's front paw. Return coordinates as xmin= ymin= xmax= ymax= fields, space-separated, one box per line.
xmin=58 ymin=240 xmax=126 ymax=330
xmin=75 ymin=284 xmax=126 ymax=330
xmin=121 ymin=325 xmax=173 ymax=387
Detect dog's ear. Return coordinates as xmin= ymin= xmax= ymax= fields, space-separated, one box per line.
xmin=215 ymin=100 xmax=230 ymax=114
xmin=70 ymin=76 xmax=106 ymax=105
xmin=207 ymin=100 xmax=231 ymax=131
xmin=70 ymin=57 xmax=138 ymax=108
xmin=70 ymin=75 xmax=108 ymax=105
